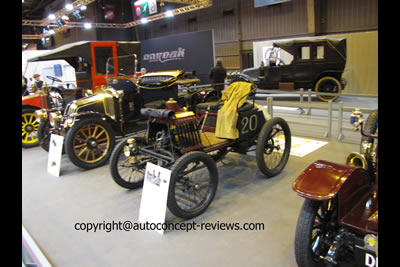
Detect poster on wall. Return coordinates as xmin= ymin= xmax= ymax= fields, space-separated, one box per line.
xmin=140 ymin=30 xmax=215 ymax=84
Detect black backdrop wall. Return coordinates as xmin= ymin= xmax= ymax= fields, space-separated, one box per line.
xmin=140 ymin=30 xmax=215 ymax=84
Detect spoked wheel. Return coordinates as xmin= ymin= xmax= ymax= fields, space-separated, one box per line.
xmin=22 ymin=108 xmax=39 ymax=148
xmin=65 ymin=117 xmax=115 ymax=170
xmin=256 ymin=117 xmax=291 ymax=177
xmin=38 ymin=119 xmax=66 ymax=153
xmin=294 ymin=198 xmax=338 ymax=267
xmin=315 ymin=76 xmax=342 ymax=102
xmin=110 ymin=137 xmax=151 ymax=189
xmin=167 ymin=151 xmax=218 ymax=220
xmin=37 ymin=120 xmax=51 ymax=152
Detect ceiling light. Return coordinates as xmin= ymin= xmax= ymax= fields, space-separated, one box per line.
xmin=80 ymin=6 xmax=87 ymax=11
xmin=48 ymin=14 xmax=56 ymax=20
xmin=66 ymin=4 xmax=73 ymax=11
xmin=165 ymin=10 xmax=174 ymax=17
xmin=140 ymin=18 xmax=148 ymax=24
xmin=84 ymin=23 xmax=92 ymax=29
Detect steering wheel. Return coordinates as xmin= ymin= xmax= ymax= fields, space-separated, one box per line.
xmin=46 ymin=75 xmax=62 ymax=83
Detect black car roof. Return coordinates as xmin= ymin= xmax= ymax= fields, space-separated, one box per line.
xmin=274 ymin=38 xmax=346 ymax=60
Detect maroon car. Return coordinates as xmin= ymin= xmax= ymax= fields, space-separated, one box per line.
xmin=292 ymin=109 xmax=378 ymax=267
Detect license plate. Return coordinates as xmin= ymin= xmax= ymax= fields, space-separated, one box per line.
xmin=355 ymin=245 xmax=377 ymax=267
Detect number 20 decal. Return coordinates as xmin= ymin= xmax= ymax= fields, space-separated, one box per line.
xmin=241 ymin=114 xmax=258 ymax=134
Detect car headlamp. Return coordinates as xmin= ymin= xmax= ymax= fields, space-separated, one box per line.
xmin=123 ymin=145 xmax=131 ymax=157
xmin=34 ymin=109 xmax=48 ymax=123
xmin=49 ymin=111 xmax=62 ymax=127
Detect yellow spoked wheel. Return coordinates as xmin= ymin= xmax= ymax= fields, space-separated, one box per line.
xmin=22 ymin=108 xmax=39 ymax=148
xmin=314 ymin=76 xmax=342 ymax=102
xmin=65 ymin=117 xmax=115 ymax=170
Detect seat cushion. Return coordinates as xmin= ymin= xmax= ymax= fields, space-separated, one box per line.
xmin=196 ymin=101 xmax=222 ymax=111
xmin=197 ymin=101 xmax=254 ymax=113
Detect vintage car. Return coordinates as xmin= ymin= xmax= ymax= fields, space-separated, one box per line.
xmin=109 ymin=78 xmax=291 ymax=220
xmin=22 ymin=76 xmax=86 ymax=148
xmin=292 ymin=109 xmax=378 ymax=267
xmin=38 ymin=69 xmax=216 ymax=170
xmin=27 ymin=41 xmax=140 ymax=92
xmin=242 ymin=38 xmax=347 ymax=101
xmin=24 ymin=41 xmax=140 ymax=148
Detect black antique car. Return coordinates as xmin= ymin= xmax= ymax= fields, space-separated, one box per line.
xmin=38 ymin=68 xmax=216 ymax=170
xmin=109 ymin=78 xmax=291 ymax=219
xmin=242 ymin=38 xmax=347 ymax=101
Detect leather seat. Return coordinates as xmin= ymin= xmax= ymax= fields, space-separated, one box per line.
xmin=196 ymin=101 xmax=222 ymax=111
xmin=196 ymin=101 xmax=254 ymax=112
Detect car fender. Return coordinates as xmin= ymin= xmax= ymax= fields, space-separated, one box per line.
xmin=292 ymin=160 xmax=370 ymax=200
xmin=69 ymin=112 xmax=121 ymax=135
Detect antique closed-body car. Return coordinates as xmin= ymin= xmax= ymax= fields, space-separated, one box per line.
xmin=25 ymin=41 xmax=140 ymax=149
xmin=292 ymin=110 xmax=378 ymax=267
xmin=109 ymin=78 xmax=292 ymax=220
xmin=242 ymin=38 xmax=347 ymax=101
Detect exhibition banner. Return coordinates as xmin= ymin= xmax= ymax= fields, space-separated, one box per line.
xmin=140 ymin=30 xmax=215 ymax=84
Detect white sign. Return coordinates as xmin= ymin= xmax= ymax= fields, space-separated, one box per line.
xmin=47 ymin=134 xmax=64 ymax=177
xmin=289 ymin=136 xmax=328 ymax=157
xmin=138 ymin=162 xmax=171 ymax=234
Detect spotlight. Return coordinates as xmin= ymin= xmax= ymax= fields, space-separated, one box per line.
xmin=65 ymin=4 xmax=73 ymax=11
xmin=140 ymin=18 xmax=148 ymax=24
xmin=48 ymin=14 xmax=56 ymax=20
xmin=84 ymin=23 xmax=92 ymax=29
xmin=165 ymin=10 xmax=174 ymax=17
xmin=80 ymin=5 xmax=87 ymax=11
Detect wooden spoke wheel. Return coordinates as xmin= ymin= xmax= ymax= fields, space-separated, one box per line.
xmin=65 ymin=117 xmax=115 ymax=170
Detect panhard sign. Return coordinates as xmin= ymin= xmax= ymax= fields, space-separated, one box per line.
xmin=134 ymin=0 xmax=157 ymax=19
xmin=140 ymin=30 xmax=215 ymax=84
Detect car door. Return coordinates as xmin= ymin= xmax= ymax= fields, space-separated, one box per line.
xmin=90 ymin=42 xmax=118 ymax=91
xmin=294 ymin=43 xmax=313 ymax=88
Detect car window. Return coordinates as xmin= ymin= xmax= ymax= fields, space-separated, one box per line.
xmin=315 ymin=45 xmax=325 ymax=60
xmin=298 ymin=46 xmax=310 ymax=60
xmin=94 ymin=47 xmax=114 ymax=75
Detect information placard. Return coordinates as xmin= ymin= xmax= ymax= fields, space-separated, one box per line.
xmin=138 ymin=162 xmax=171 ymax=234
xmin=47 ymin=134 xmax=64 ymax=177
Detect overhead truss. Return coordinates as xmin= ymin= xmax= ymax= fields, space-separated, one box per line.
xmin=22 ymin=0 xmax=213 ymax=40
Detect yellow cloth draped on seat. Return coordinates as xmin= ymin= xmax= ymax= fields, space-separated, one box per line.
xmin=215 ymin=81 xmax=252 ymax=139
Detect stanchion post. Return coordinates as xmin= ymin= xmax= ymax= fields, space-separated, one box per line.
xmin=266 ymin=96 xmax=273 ymax=118
xmin=337 ymin=101 xmax=344 ymax=141
xmin=324 ymin=100 xmax=332 ymax=137
xmin=307 ymin=89 xmax=312 ymax=115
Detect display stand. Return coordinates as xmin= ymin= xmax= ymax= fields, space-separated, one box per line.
xmin=138 ymin=162 xmax=171 ymax=234
xmin=47 ymin=134 xmax=64 ymax=177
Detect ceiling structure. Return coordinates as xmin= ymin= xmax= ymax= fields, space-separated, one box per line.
xmin=22 ymin=0 xmax=213 ymax=40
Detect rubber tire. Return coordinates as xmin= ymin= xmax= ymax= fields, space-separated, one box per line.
xmin=109 ymin=137 xmax=146 ymax=189
xmin=167 ymin=151 xmax=218 ymax=220
xmin=256 ymin=117 xmax=291 ymax=177
xmin=361 ymin=110 xmax=378 ymax=148
xmin=65 ymin=117 xmax=115 ymax=170
xmin=315 ymin=76 xmax=342 ymax=102
xmin=294 ymin=199 xmax=324 ymax=267
xmin=22 ymin=107 xmax=39 ymax=148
